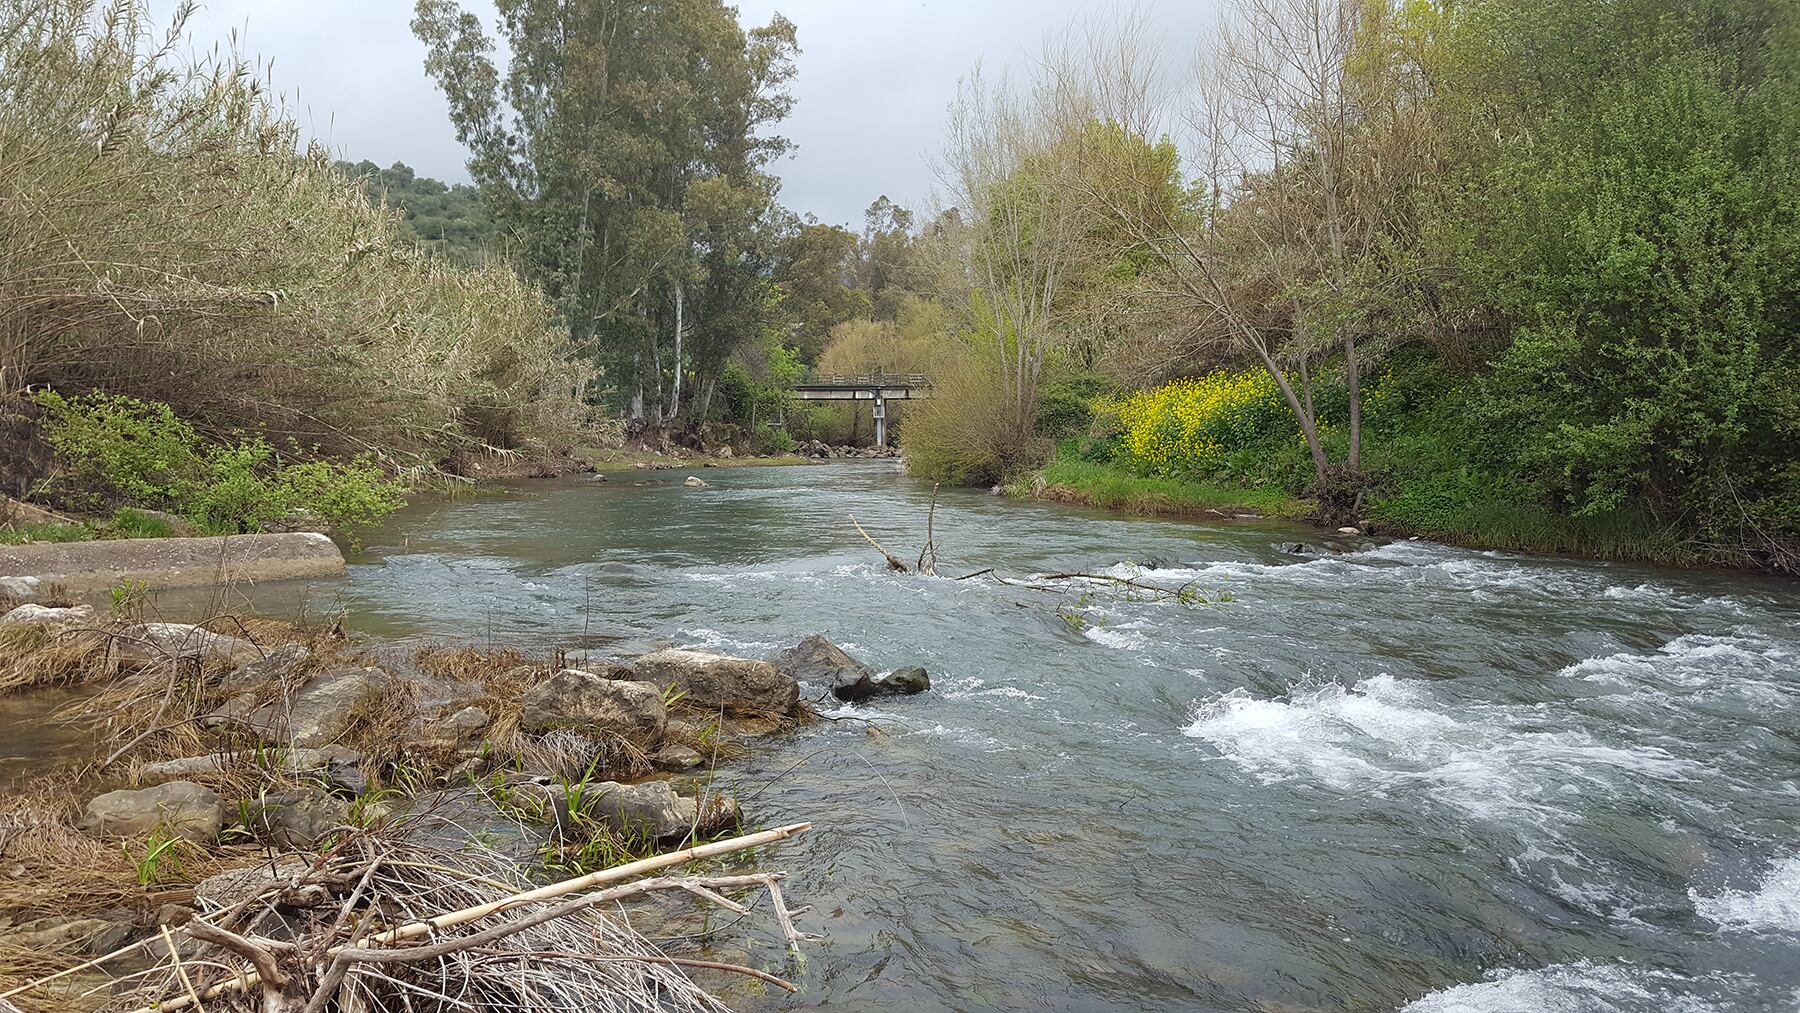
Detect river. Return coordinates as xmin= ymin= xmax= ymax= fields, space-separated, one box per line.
xmin=234 ymin=461 xmax=1800 ymax=1011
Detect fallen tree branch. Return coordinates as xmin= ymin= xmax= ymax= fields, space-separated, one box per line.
xmin=849 ymin=514 xmax=910 ymax=571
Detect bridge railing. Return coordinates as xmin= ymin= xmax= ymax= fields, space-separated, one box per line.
xmin=805 ymin=372 xmax=932 ymax=388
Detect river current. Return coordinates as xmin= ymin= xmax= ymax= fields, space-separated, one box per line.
xmin=248 ymin=461 xmax=1799 ymax=1011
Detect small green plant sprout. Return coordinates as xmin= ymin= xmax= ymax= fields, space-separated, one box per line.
xmin=660 ymin=682 xmax=688 ymax=708
xmin=108 ymin=578 xmax=149 ymax=617
xmin=129 ymin=828 xmax=187 ymax=887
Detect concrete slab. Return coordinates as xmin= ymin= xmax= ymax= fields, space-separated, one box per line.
xmin=0 ymin=532 xmax=345 ymax=593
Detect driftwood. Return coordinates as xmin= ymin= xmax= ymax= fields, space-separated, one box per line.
xmin=851 ymin=484 xmax=940 ymax=576
xmin=0 ymin=821 xmax=815 ymax=1013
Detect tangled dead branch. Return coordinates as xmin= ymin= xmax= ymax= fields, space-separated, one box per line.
xmin=2 ymin=819 xmax=813 ymax=1013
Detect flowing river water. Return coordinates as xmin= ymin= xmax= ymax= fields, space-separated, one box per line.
xmin=192 ymin=462 xmax=1800 ymax=1011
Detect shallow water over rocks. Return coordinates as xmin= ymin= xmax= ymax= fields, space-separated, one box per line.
xmin=181 ymin=462 xmax=1800 ymax=1011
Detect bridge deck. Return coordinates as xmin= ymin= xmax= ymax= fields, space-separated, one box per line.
xmin=790 ymin=374 xmax=932 ymax=400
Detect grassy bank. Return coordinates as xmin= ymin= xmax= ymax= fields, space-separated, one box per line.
xmin=1019 ymin=457 xmax=1307 ymax=520
xmin=1019 ymin=446 xmax=1698 ymax=567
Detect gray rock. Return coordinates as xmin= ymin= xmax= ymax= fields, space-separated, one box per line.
xmin=140 ymin=746 xmax=362 ymax=786
xmin=0 ymin=575 xmax=42 ymax=601
xmin=80 ymin=781 xmax=226 ymax=842
xmin=442 ymin=705 xmax=492 ymax=740
xmin=218 ymin=642 xmax=310 ymax=694
xmin=631 ymin=649 xmax=799 ymax=715
xmin=114 ymin=623 xmax=266 ymax=668
xmin=203 ymin=666 xmax=391 ymax=747
xmin=0 ymin=917 xmax=133 ymax=955
xmin=525 ymin=780 xmax=732 ymax=842
xmin=683 ymin=475 xmax=708 ymax=488
xmin=246 ymin=790 xmax=349 ymax=849
xmin=876 ymin=666 xmax=930 ymax=696
xmin=1276 ymin=542 xmax=1314 ymax=556
xmin=649 ymin=744 xmax=705 ymax=770
xmin=519 ymin=668 xmax=667 ymax=748
xmin=0 ymin=603 xmax=93 ymax=627
xmin=194 ymin=855 xmax=314 ymax=911
xmin=773 ymin=634 xmax=876 ymax=702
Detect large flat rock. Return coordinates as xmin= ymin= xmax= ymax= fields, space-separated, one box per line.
xmin=0 ymin=532 xmax=344 ymax=593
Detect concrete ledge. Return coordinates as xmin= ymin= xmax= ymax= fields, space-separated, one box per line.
xmin=0 ymin=533 xmax=346 ymax=594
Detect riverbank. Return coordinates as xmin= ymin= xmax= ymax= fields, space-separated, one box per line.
xmin=1013 ymin=452 xmax=1707 ymax=570
xmin=0 ymin=601 xmax=926 ymax=1010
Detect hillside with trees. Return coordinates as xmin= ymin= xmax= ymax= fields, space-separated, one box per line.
xmin=884 ymin=0 xmax=1800 ymax=575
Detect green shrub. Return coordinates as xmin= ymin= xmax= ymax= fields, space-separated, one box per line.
xmin=277 ymin=456 xmax=407 ymax=534
xmin=32 ymin=391 xmax=198 ymax=510
xmin=34 ymin=391 xmax=405 ymax=541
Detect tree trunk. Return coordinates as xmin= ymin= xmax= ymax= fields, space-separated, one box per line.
xmin=668 ymin=279 xmax=684 ymax=421
xmin=1252 ymin=341 xmax=1329 ymax=485
xmin=1345 ymin=335 xmax=1362 ymax=473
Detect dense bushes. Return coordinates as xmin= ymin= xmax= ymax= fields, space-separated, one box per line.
xmin=34 ymin=392 xmax=405 ymax=539
xmin=0 ymin=1 xmax=593 ymax=479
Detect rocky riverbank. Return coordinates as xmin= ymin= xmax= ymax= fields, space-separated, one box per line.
xmin=0 ymin=601 xmax=928 ymax=1011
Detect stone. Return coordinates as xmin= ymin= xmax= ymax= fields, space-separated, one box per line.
xmin=194 ymin=855 xmax=315 ymax=911
xmin=217 ymin=642 xmax=310 ymax=694
xmin=519 ymin=667 xmax=667 ymax=748
xmin=139 ymin=746 xmax=362 ymax=787
xmin=114 ymin=623 xmax=266 ymax=668
xmin=1276 ymin=542 xmax=1314 ymax=556
xmin=876 ymin=666 xmax=931 ymax=696
xmin=631 ymin=648 xmax=799 ymax=715
xmin=773 ymin=634 xmax=876 ymax=702
xmin=649 ymin=744 xmax=705 ymax=771
xmin=714 ymin=445 xmax=734 ymax=459
xmin=0 ymin=575 xmax=42 ymax=601
xmin=0 ymin=602 xmax=93 ymax=627
xmin=0 ymin=917 xmax=133 ymax=955
xmin=203 ymin=666 xmax=391 ymax=747
xmin=684 ymin=475 xmax=708 ymax=488
xmin=1337 ymin=526 xmax=1361 ymax=536
xmin=528 ymin=780 xmax=732 ymax=841
xmin=246 ymin=790 xmax=350 ymax=849
xmin=80 ymin=781 xmax=226 ymax=842
xmin=442 ymin=705 xmax=492 ymax=740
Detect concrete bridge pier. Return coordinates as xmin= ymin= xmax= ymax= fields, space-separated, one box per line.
xmin=873 ymin=395 xmax=887 ymax=447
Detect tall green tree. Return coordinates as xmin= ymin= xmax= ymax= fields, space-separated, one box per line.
xmin=412 ymin=0 xmax=797 ymax=428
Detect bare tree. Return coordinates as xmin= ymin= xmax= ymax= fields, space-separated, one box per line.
xmin=1048 ymin=0 xmax=1439 ymax=493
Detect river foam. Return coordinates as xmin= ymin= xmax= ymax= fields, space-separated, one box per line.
xmin=1693 ymin=855 xmax=1800 ymax=934
xmin=1184 ymin=674 xmax=1701 ymax=825
xmin=1400 ymin=963 xmax=1724 ymax=1013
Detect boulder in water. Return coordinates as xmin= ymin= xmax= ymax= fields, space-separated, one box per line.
xmin=773 ymin=634 xmax=876 ymax=701
xmin=519 ymin=667 xmax=667 ymax=748
xmin=876 ymin=666 xmax=931 ymax=696
xmin=631 ymin=648 xmax=799 ymax=715
xmin=684 ymin=475 xmax=708 ymax=488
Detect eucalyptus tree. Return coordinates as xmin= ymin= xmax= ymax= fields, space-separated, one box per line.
xmin=412 ymin=0 xmax=797 ymax=428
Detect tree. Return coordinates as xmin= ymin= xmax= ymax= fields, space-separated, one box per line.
xmin=1053 ymin=0 xmax=1440 ymax=496
xmin=771 ymin=217 xmax=870 ymax=363
xmin=412 ymin=0 xmax=797 ymax=431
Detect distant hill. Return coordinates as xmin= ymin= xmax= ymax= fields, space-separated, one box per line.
xmin=335 ymin=160 xmax=498 ymax=265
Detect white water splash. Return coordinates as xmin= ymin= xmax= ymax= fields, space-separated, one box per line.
xmin=1184 ymin=675 xmax=1700 ymax=824
xmin=1401 ymin=963 xmax=1721 ymax=1013
xmin=1693 ymin=855 xmax=1800 ymax=933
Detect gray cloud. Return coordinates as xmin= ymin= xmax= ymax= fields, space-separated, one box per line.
xmin=152 ymin=0 xmax=1222 ymax=227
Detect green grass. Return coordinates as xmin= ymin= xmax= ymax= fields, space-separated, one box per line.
xmin=0 ymin=521 xmax=96 ymax=545
xmin=1023 ymin=457 xmax=1308 ymax=519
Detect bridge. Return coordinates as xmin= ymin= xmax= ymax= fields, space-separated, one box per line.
xmin=789 ymin=373 xmax=932 ymax=446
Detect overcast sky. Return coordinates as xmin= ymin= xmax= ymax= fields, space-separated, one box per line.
xmin=150 ymin=1 xmax=1222 ymax=228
